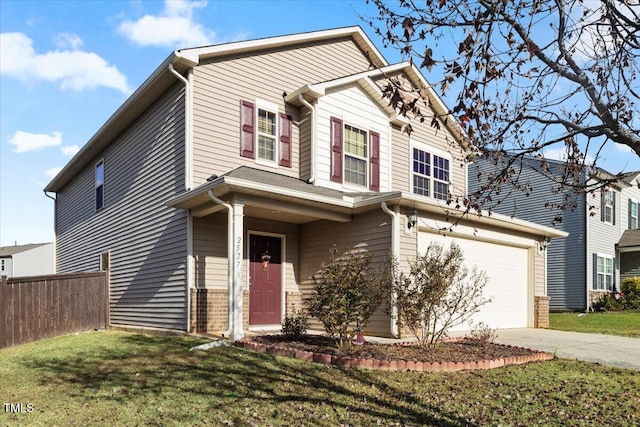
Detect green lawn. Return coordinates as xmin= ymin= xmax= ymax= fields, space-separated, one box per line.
xmin=1 ymin=330 xmax=639 ymax=426
xmin=549 ymin=311 xmax=640 ymax=337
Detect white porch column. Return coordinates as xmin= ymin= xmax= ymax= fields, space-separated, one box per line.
xmin=232 ymin=200 xmax=244 ymax=340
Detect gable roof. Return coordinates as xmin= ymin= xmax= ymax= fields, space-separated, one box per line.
xmin=285 ymin=62 xmax=468 ymax=149
xmin=0 ymin=243 xmax=52 ymax=257
xmin=44 ymin=26 xmax=386 ymax=193
xmin=618 ymin=229 xmax=640 ymax=249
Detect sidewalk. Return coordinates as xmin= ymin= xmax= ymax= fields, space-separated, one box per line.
xmin=493 ymin=328 xmax=640 ymax=371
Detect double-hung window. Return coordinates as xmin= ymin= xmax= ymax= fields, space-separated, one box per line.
xmin=629 ymin=200 xmax=638 ymax=229
xmin=257 ymin=108 xmax=277 ymax=163
xmin=594 ymin=255 xmax=614 ymax=291
xmin=602 ymin=189 xmax=614 ymax=224
xmin=412 ymin=146 xmax=450 ymax=200
xmin=95 ymin=160 xmax=104 ymax=210
xmin=343 ymin=124 xmax=368 ymax=187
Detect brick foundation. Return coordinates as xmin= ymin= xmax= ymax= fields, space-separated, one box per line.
xmin=190 ymin=288 xmax=249 ymax=335
xmin=534 ymin=296 xmax=550 ymax=328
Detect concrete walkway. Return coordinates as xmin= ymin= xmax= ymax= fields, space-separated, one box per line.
xmin=493 ymin=328 xmax=640 ymax=371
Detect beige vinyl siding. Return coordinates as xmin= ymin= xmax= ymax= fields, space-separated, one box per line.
xmin=192 ymin=38 xmax=372 ymax=186
xmin=299 ymin=111 xmax=312 ymax=181
xmin=55 ymin=83 xmax=188 ymax=330
xmin=300 ymin=209 xmax=393 ymax=337
xmin=390 ymin=125 xmax=411 ymax=192
xmin=193 ymin=215 xmax=300 ymax=292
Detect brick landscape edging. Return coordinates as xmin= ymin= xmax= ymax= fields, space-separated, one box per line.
xmin=234 ymin=338 xmax=554 ymax=372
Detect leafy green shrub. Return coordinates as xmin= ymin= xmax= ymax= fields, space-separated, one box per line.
xmin=621 ymin=278 xmax=640 ymax=309
xmin=281 ymin=310 xmax=308 ymax=339
xmin=306 ymin=246 xmax=391 ymax=349
xmin=391 ymin=242 xmax=490 ymax=348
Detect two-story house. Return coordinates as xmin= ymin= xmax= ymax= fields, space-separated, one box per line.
xmin=469 ymin=156 xmax=640 ymax=312
xmin=44 ymin=27 xmax=565 ymax=339
xmin=0 ymin=243 xmax=55 ymax=278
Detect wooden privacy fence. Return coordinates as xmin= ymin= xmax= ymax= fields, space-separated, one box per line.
xmin=0 ymin=271 xmax=108 ymax=349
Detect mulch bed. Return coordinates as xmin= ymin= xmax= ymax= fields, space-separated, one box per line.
xmin=236 ymin=334 xmax=554 ymax=372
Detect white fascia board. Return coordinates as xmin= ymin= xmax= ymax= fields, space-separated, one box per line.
xmin=178 ymin=26 xmax=388 ymax=68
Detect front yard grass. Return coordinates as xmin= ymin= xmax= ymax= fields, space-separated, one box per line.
xmin=549 ymin=311 xmax=640 ymax=337
xmin=1 ymin=330 xmax=639 ymax=426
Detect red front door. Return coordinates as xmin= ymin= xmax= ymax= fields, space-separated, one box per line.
xmin=249 ymin=234 xmax=282 ymax=325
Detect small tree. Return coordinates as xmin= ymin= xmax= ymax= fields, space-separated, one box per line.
xmin=306 ymin=246 xmax=390 ymax=349
xmin=392 ymin=242 xmax=490 ymax=347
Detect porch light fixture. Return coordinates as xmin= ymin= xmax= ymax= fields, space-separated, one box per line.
xmin=407 ymin=208 xmax=418 ymax=230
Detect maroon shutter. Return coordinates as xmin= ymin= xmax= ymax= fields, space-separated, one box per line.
xmin=330 ymin=117 xmax=343 ymax=183
xmin=369 ymin=131 xmax=380 ymax=191
xmin=240 ymin=100 xmax=255 ymax=158
xmin=279 ymin=113 xmax=292 ymax=167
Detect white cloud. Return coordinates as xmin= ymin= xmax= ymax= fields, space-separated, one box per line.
xmin=0 ymin=32 xmax=130 ymax=94
xmin=614 ymin=143 xmax=634 ymax=154
xmin=61 ymin=144 xmax=80 ymax=156
xmin=8 ymin=131 xmax=62 ymax=153
xmin=118 ymin=0 xmax=215 ymax=48
xmin=45 ymin=167 xmax=63 ymax=178
xmin=53 ymin=32 xmax=83 ymax=50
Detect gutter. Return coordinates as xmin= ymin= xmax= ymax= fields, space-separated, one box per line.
xmin=381 ymin=202 xmax=399 ymax=338
xmin=298 ymin=94 xmax=316 ymax=184
xmin=207 ymin=190 xmax=235 ymax=339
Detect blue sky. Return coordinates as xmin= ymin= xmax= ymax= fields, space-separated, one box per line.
xmin=1 ymin=0 xmax=638 ymax=247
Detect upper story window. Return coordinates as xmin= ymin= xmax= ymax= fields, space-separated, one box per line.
xmin=1 ymin=259 xmax=5 ymax=271
xmin=601 ymin=189 xmax=615 ymax=225
xmin=629 ymin=200 xmax=638 ymax=229
xmin=240 ymin=99 xmax=291 ymax=167
xmin=594 ymin=254 xmax=614 ymax=291
xmin=95 ymin=160 xmax=104 ymax=210
xmin=344 ymin=124 xmax=368 ymax=187
xmin=330 ymin=116 xmax=380 ymax=191
xmin=412 ymin=146 xmax=450 ymax=201
xmin=257 ymin=108 xmax=277 ymax=163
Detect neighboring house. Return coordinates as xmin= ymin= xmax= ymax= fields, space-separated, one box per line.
xmin=469 ymin=157 xmax=640 ymax=311
xmin=44 ymin=27 xmax=565 ymax=339
xmin=0 ymin=243 xmax=55 ymax=278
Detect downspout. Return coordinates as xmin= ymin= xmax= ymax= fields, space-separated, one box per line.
xmin=44 ymin=191 xmax=57 ymax=273
xmin=169 ymin=63 xmax=194 ymax=332
xmin=298 ymin=94 xmax=316 ymax=184
xmin=208 ymin=190 xmax=235 ymax=338
xmin=381 ymin=202 xmax=399 ymax=338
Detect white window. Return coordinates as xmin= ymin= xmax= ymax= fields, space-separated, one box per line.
xmin=257 ymin=108 xmax=277 ymax=163
xmin=629 ymin=200 xmax=638 ymax=229
xmin=412 ymin=146 xmax=450 ymax=200
xmin=344 ymin=124 xmax=368 ymax=187
xmin=602 ymin=189 xmax=614 ymax=224
xmin=594 ymin=255 xmax=614 ymax=291
xmin=95 ymin=160 xmax=104 ymax=210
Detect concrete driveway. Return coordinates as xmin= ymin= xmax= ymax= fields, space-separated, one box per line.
xmin=494 ymin=328 xmax=640 ymax=371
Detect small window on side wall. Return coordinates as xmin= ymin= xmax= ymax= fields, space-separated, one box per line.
xmin=601 ymin=189 xmax=615 ymax=225
xmin=95 ymin=160 xmax=104 ymax=210
xmin=629 ymin=200 xmax=638 ymax=229
xmin=100 ymin=251 xmax=110 ymax=271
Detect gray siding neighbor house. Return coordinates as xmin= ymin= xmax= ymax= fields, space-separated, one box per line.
xmin=469 ymin=157 xmax=640 ymax=311
xmin=0 ymin=243 xmax=55 ymax=278
xmin=45 ymin=27 xmax=565 ymax=338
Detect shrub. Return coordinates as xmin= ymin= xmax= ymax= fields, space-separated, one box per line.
xmin=306 ymin=246 xmax=391 ymax=349
xmin=621 ymin=278 xmax=640 ymax=309
xmin=391 ymin=242 xmax=491 ymax=348
xmin=592 ymin=291 xmax=625 ymax=312
xmin=281 ymin=310 xmax=308 ymax=339
xmin=468 ymin=321 xmax=497 ymax=343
